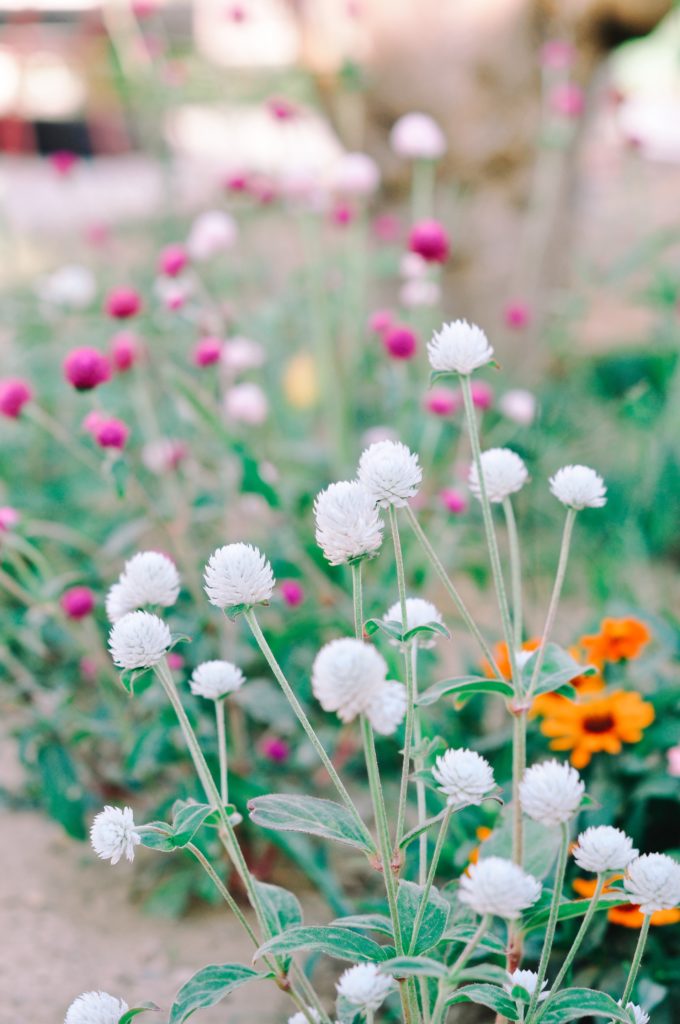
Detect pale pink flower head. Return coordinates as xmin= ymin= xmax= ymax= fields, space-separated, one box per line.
xmin=667 ymin=745 xmax=680 ymax=778
xmin=390 ymin=112 xmax=447 ymax=161
xmin=368 ymin=309 xmax=393 ymax=335
xmin=330 ymin=202 xmax=355 ymax=227
xmin=193 ymin=336 xmax=222 ymax=367
xmin=94 ymin=418 xmax=129 ymax=450
xmin=49 ymin=149 xmax=77 ymax=177
xmin=224 ymin=382 xmax=269 ymax=425
xmin=440 ymin=487 xmax=468 ymax=515
xmin=110 ymin=331 xmax=141 ymax=372
xmin=504 ymin=300 xmax=532 ymax=330
xmin=471 ymin=380 xmax=494 ymax=410
xmin=267 ymin=96 xmax=298 ymax=121
xmin=142 ymin=438 xmax=188 ymax=474
xmin=187 ymin=210 xmax=238 ymax=261
xmin=425 ymin=386 xmax=461 ymax=418
xmin=224 ymin=171 xmax=249 ymax=193
xmin=104 ymin=286 xmax=142 ymax=320
xmin=82 ymin=410 xmax=106 ymax=436
xmin=383 ymin=324 xmax=418 ymax=361
xmin=499 ymin=389 xmax=537 ymax=426
xmin=167 ymin=652 xmax=184 ymax=671
xmin=0 ymin=378 xmax=33 ymax=418
xmin=222 ymin=336 xmax=266 ymax=374
xmin=550 ymin=82 xmax=585 ymax=119
xmin=372 ymin=213 xmax=401 ymax=244
xmin=132 ymin=0 xmax=156 ymax=17
xmin=260 ymin=735 xmax=290 ymax=763
xmin=400 ymin=279 xmax=441 ymax=309
xmin=408 ymin=220 xmax=450 ymax=264
xmin=280 ymin=579 xmax=305 ymax=607
xmin=540 ymin=39 xmax=575 ymax=71
xmin=79 ymin=656 xmax=98 ymax=682
xmin=159 ymin=243 xmax=188 ymax=277
xmin=64 ymin=348 xmax=111 ymax=391
xmin=0 ymin=506 xmax=20 ymax=532
xmin=330 ymin=152 xmax=380 ymax=197
xmin=60 ymin=585 xmax=95 ymax=620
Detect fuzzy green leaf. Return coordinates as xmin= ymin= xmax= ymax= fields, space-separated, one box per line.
xmin=524 ymin=643 xmax=597 ymax=697
xmin=417 ymin=677 xmax=514 ymax=707
xmin=171 ymin=803 xmax=217 ymax=847
xmin=254 ymin=926 xmax=389 ymax=964
xmin=118 ymin=1004 xmax=160 ymax=1024
xmin=441 ymin=924 xmax=506 ymax=956
xmin=169 ymin=964 xmax=265 ymax=1023
xmin=445 ymin=984 xmax=519 ymax=1019
xmin=540 ymin=989 xmax=635 ymax=1023
xmin=398 ymin=880 xmax=450 ymax=955
xmin=253 ymin=880 xmax=303 ymax=937
xmin=380 ymin=956 xmax=448 ymax=979
xmin=330 ymin=914 xmax=394 ymax=937
xmin=248 ymin=794 xmax=374 ymax=852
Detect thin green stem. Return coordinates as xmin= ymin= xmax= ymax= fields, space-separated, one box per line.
xmin=216 ymin=699 xmax=229 ymax=806
xmin=502 ymin=498 xmax=523 ymax=652
xmin=390 ymin=506 xmax=415 ymax=847
xmin=526 ymin=823 xmax=570 ymax=1021
xmin=409 ymin=806 xmax=453 ymax=952
xmin=511 ymin=712 xmax=527 ymax=866
xmin=186 ymin=841 xmax=259 ymax=946
xmin=620 ymin=914 xmax=651 ymax=1007
xmin=431 ymin=916 xmax=490 ymax=1024
xmin=412 ymin=643 xmax=428 ymax=888
xmin=351 ymin=561 xmax=364 ymax=639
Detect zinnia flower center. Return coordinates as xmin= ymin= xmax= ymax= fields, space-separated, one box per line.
xmin=583 ymin=713 xmax=615 ymax=734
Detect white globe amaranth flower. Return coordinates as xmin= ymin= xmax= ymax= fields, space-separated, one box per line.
xmin=109 ymin=611 xmax=171 ymax=669
xmin=105 ymin=581 xmax=134 ymax=623
xmin=65 ymin=991 xmax=129 ymax=1024
xmin=330 ymin=152 xmax=380 ymax=196
xmin=549 ymin=465 xmax=607 ymax=510
xmin=39 ymin=264 xmax=96 ymax=310
xmin=432 ymin=748 xmax=495 ymax=806
xmin=106 ymin=551 xmax=180 ymax=623
xmin=314 ymin=480 xmax=384 ymax=566
xmin=204 ymin=543 xmax=275 ymax=610
xmin=390 ymin=111 xmax=447 ymax=160
xmin=90 ymin=806 xmax=140 ymax=865
xmin=190 ymin=660 xmax=245 ymax=700
xmin=365 ymin=681 xmax=407 ymax=736
xmin=459 ymin=856 xmax=541 ymax=920
xmin=187 ymin=209 xmax=237 ymax=261
xmin=287 ymin=1011 xmax=320 ymax=1024
xmin=624 ymin=853 xmax=680 ymax=914
xmin=427 ymin=319 xmax=494 ymax=375
xmin=312 ymin=638 xmax=387 ymax=723
xmin=504 ymin=969 xmax=549 ymax=1001
xmin=519 ymin=760 xmax=585 ymax=827
xmin=357 ymin=440 xmax=422 ymax=508
xmin=620 ymin=1003 xmax=650 ymax=1024
xmin=384 ymin=597 xmax=444 ymax=649
xmin=468 ymin=448 xmax=529 ymax=504
xmin=573 ymin=826 xmax=638 ymax=874
xmin=336 ymin=963 xmax=394 ymax=1012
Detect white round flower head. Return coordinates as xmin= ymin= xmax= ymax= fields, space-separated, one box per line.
xmin=365 ymin=681 xmax=407 ymax=736
xmin=106 ymin=552 xmax=180 ymax=623
xmin=336 ymin=963 xmax=394 ymax=1012
xmin=499 ymin=388 xmax=537 ymax=426
xmin=620 ymin=1004 xmax=650 ymax=1024
xmin=108 ymin=611 xmax=171 ymax=669
xmin=105 ymin=581 xmax=134 ymax=623
xmin=432 ymin=748 xmax=495 ymax=806
xmin=573 ymin=826 xmax=638 ymax=874
xmin=390 ymin=112 xmax=447 ymax=160
xmin=504 ymin=970 xmax=549 ymax=1001
xmin=287 ymin=1010 xmax=320 ymax=1024
xmin=624 ymin=853 xmax=680 ymax=914
xmin=469 ymin=448 xmax=529 ymax=504
xmin=312 ymin=638 xmax=387 ymax=723
xmin=65 ymin=991 xmax=129 ymax=1024
xmin=519 ymin=760 xmax=584 ymax=827
xmin=39 ymin=264 xmax=96 ymax=310
xmin=459 ymin=856 xmax=541 ymax=920
xmin=384 ymin=597 xmax=443 ymax=649
xmin=400 ymin=278 xmax=441 ymax=309
xmin=549 ymin=465 xmax=607 ymax=510
xmin=427 ymin=319 xmax=494 ymax=375
xmin=90 ymin=806 xmax=140 ymax=865
xmin=314 ymin=480 xmax=384 ymax=566
xmin=190 ymin=660 xmax=245 ymax=700
xmin=357 ymin=440 xmax=422 ymax=508
xmin=204 ymin=543 xmax=275 ymax=610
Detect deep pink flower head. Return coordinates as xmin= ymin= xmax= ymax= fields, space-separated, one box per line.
xmin=330 ymin=202 xmax=354 ymax=227
xmin=159 ymin=243 xmax=188 ymax=277
xmin=280 ymin=579 xmax=305 ymax=607
xmin=60 ymin=585 xmax=95 ymax=619
xmin=408 ymin=219 xmax=450 ymax=263
xmin=540 ymin=39 xmax=575 ymax=71
xmin=64 ymin=348 xmax=111 ymax=391
xmin=167 ymin=652 xmax=185 ymax=671
xmin=224 ymin=172 xmax=249 ymax=192
xmin=104 ymin=286 xmax=142 ymax=319
xmin=0 ymin=378 xmax=33 ymax=418
xmin=440 ymin=488 xmax=468 ymax=515
xmin=193 ymin=336 xmax=222 ymax=367
xmin=0 ymin=506 xmax=20 ymax=531
xmin=368 ymin=309 xmax=393 ymax=335
xmin=49 ymin=150 xmax=78 ymax=177
xmin=470 ymin=380 xmax=493 ymax=410
xmin=372 ymin=213 xmax=401 ymax=244
xmin=110 ymin=331 xmax=141 ymax=372
xmin=94 ymin=417 xmax=129 ymax=450
xmin=504 ymin=300 xmax=532 ymax=329
xmin=425 ymin=386 xmax=461 ymax=417
xmin=267 ymin=96 xmax=298 ymax=121
xmin=550 ymin=82 xmax=584 ymax=119
xmin=383 ymin=324 xmax=418 ymax=361
xmin=82 ymin=410 xmax=106 ymax=436
xmin=260 ymin=735 xmax=290 ymax=763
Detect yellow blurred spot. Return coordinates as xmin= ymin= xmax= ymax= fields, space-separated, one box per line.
xmin=283 ymin=352 xmax=319 ymax=410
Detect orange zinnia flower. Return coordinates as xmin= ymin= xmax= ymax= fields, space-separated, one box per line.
xmin=572 ymin=877 xmax=680 ymax=928
xmin=481 ymin=638 xmax=540 ymax=680
xmin=580 ymin=617 xmax=651 ymax=666
xmin=539 ymin=690 xmax=654 ymax=768
xmin=468 ymin=825 xmax=493 ymax=866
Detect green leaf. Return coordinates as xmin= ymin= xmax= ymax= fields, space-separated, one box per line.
xmin=171 ymin=802 xmax=216 ymax=847
xmin=138 ymin=823 xmax=175 ymax=852
xmin=398 ymin=880 xmax=450 ymax=955
xmin=540 ymin=989 xmax=635 ymax=1024
xmin=417 ymin=677 xmax=514 ymax=708
xmin=446 ymin=984 xmax=519 ymax=1019
xmin=110 ymin=457 xmax=128 ymax=498
xmin=118 ymin=1004 xmax=160 ymax=1024
xmin=441 ymin=924 xmax=506 ymax=956
xmin=254 ymin=926 xmax=389 ymax=964
xmin=480 ymin=805 xmax=562 ymax=879
xmin=253 ymin=880 xmax=303 ymax=937
xmin=169 ymin=964 xmax=265 ymax=1023
xmin=523 ymin=643 xmax=597 ymax=697
xmin=523 ymin=892 xmax=626 ymax=933
xmin=364 ymin=618 xmax=404 ymax=641
xmin=403 ymin=621 xmax=451 ymax=643
xmin=330 ymin=914 xmax=394 ymax=937
xmin=455 ymin=965 xmax=511 ymax=986
xmin=399 ymin=810 xmax=448 ymax=850
xmin=248 ymin=794 xmax=374 ymax=852
xmin=379 ymin=956 xmax=448 ymax=979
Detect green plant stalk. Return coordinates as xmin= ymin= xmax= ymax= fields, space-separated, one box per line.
xmin=430 ymin=915 xmax=490 ymax=1024
xmin=535 ymin=874 xmax=605 ymax=1020
xmin=412 ymin=644 xmax=431 ymax=1024
xmin=186 ymin=841 xmax=259 ymax=947
xmin=216 ymin=699 xmax=229 ymax=806
xmin=409 ymin=806 xmax=453 ymax=953
xmin=351 ymin=561 xmax=364 ymax=639
xmin=502 ymin=498 xmax=523 ymax=651
xmin=526 ymin=823 xmax=570 ymax=1021
xmin=511 ymin=711 xmax=527 ymax=867
xmin=390 ymin=506 xmax=416 ymax=847
xmin=404 ymin=505 xmax=502 ymax=677
xmin=411 ymin=158 xmax=436 ymax=220
xmin=244 ymin=608 xmax=372 ymax=848
xmin=620 ymin=914 xmax=651 ymax=1007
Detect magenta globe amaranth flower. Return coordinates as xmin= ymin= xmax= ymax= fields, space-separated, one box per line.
xmin=110 ymin=331 xmax=141 ymax=372
xmin=470 ymin=380 xmax=493 ymax=410
xmin=440 ymin=487 xmax=468 ymax=515
xmin=368 ymin=309 xmax=393 ymax=335
xmin=280 ymin=579 xmax=305 ymax=606
xmin=159 ymin=242 xmax=188 ymax=277
xmin=94 ymin=417 xmax=129 ymax=450
xmin=64 ymin=348 xmax=111 ymax=391
xmin=193 ymin=336 xmax=222 ymax=367
xmin=260 ymin=735 xmax=290 ymax=763
xmin=382 ymin=324 xmax=418 ymax=361
xmin=408 ymin=219 xmax=450 ymax=263
xmin=504 ymin=300 xmax=532 ymax=330
xmin=425 ymin=386 xmax=461 ymax=417
xmin=60 ymin=586 xmax=95 ymax=620
xmin=104 ymin=286 xmax=142 ymax=319
xmin=0 ymin=506 xmax=20 ymax=531
xmin=0 ymin=377 xmax=33 ymax=418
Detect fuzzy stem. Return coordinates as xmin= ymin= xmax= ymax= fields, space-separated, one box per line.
xmin=526 ymin=823 xmax=570 ymax=1020
xmin=390 ymin=506 xmax=415 ymax=847
xmin=502 ymin=498 xmax=523 ymax=651
xmin=186 ymin=841 xmax=259 ymax=947
xmin=216 ymin=699 xmax=229 ymax=806
xmin=409 ymin=806 xmax=453 ymax=953
xmin=412 ymin=643 xmax=428 ymax=888
xmin=351 ymin=561 xmax=364 ymax=638
xmin=431 ymin=916 xmax=490 ymax=1024
xmin=620 ymin=914 xmax=651 ymax=1007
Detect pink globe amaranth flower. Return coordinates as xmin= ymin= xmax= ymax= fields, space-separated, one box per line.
xmin=49 ymin=149 xmax=77 ymax=176
xmin=60 ymin=585 xmax=95 ymax=619
xmin=105 ymin=286 xmax=142 ymax=319
xmin=267 ymin=96 xmax=298 ymax=121
xmin=64 ymin=348 xmax=111 ymax=391
xmin=540 ymin=39 xmax=575 ymax=71
xmin=425 ymin=386 xmax=461 ymax=417
xmin=159 ymin=243 xmax=188 ymax=277
xmin=368 ymin=309 xmax=393 ymax=335
xmin=251 ymin=176 xmax=277 ymax=205
xmin=193 ymin=336 xmax=223 ymax=367
xmin=110 ymin=331 xmax=141 ymax=372
xmin=0 ymin=506 xmax=20 ymax=531
xmin=226 ymin=4 xmax=247 ymax=22
xmin=80 ymin=656 xmax=98 ymax=681
xmin=440 ymin=487 xmax=468 ymax=514
xmin=470 ymin=380 xmax=493 ymax=410
xmin=85 ymin=221 xmax=111 ymax=247
xmin=167 ymin=652 xmax=184 ymax=671
xmin=330 ymin=202 xmax=355 ymax=227
xmin=143 ymin=438 xmax=188 ymax=474
xmin=0 ymin=378 xmax=33 ymax=418
xmin=132 ymin=0 xmax=156 ymax=17
xmin=224 ymin=382 xmax=269 ymax=425
xmin=224 ymin=171 xmax=249 ymax=192
xmin=383 ymin=324 xmax=418 ymax=361
xmin=550 ymin=82 xmax=585 ymax=119
xmin=280 ymin=579 xmax=305 ymax=607
xmin=82 ymin=410 xmax=106 ymax=435
xmin=504 ymin=300 xmax=532 ymax=329
xmin=408 ymin=219 xmax=450 ymax=263
xmin=372 ymin=213 xmax=401 ymax=244
xmin=260 ymin=736 xmax=290 ymax=763
xmin=94 ymin=417 xmax=129 ymax=450
xmin=667 ymin=745 xmax=680 ymax=777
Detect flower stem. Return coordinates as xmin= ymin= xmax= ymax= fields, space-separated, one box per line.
xmin=431 ymin=915 xmax=489 ymax=1024
xmin=412 ymin=643 xmax=428 ymax=888
xmin=390 ymin=506 xmax=415 ymax=848
xmin=526 ymin=823 xmax=570 ymax=1021
xmin=216 ymin=699 xmax=229 ymax=806
xmin=409 ymin=806 xmax=453 ymax=953
xmin=511 ymin=711 xmax=527 ymax=866
xmin=502 ymin=498 xmax=523 ymax=651
xmin=620 ymin=914 xmax=651 ymax=1007
xmin=186 ymin=841 xmax=258 ymax=946
xmin=351 ymin=561 xmax=364 ymax=638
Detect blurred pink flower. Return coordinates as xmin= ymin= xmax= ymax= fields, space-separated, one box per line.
xmin=330 ymin=202 xmax=355 ymax=227
xmin=60 ymin=586 xmax=95 ymax=619
xmin=224 ymin=382 xmax=269 ymax=425
xmin=0 ymin=506 xmax=20 ymax=531
xmin=425 ymin=386 xmax=461 ymax=417
xmin=331 ymin=153 xmax=380 ymax=197
xmin=540 ymin=40 xmax=575 ymax=71
xmin=383 ymin=324 xmax=418 ymax=361
xmin=159 ymin=243 xmax=188 ymax=277
xmin=82 ymin=410 xmax=106 ymax=435
xmin=64 ymin=348 xmax=110 ymax=391
xmin=372 ymin=213 xmax=401 ymax=244
xmin=105 ymin=287 xmax=142 ymax=320
xmin=187 ymin=210 xmax=237 ymax=261
xmin=142 ymin=439 xmax=187 ymax=474
xmin=280 ymin=579 xmax=305 ymax=607
xmin=499 ymin=388 xmax=537 ymax=426
xmin=667 ymin=746 xmax=680 ymax=777
xmin=222 ymin=336 xmax=266 ymax=374
xmin=94 ymin=418 xmax=129 ymax=450
xmin=440 ymin=488 xmax=468 ymax=514
xmin=550 ymin=82 xmax=585 ymax=119
xmin=110 ymin=331 xmax=141 ymax=372
xmin=504 ymin=300 xmax=532 ymax=329
xmin=267 ymin=97 xmax=298 ymax=121
xmin=167 ymin=652 xmax=185 ymax=671
xmin=0 ymin=378 xmax=33 ymax=418
xmin=408 ymin=220 xmax=449 ymax=263
xmin=49 ymin=150 xmax=77 ymax=177
xmin=400 ymin=279 xmax=440 ymax=308
xmin=224 ymin=172 xmax=249 ymax=192
xmin=470 ymin=380 xmax=493 ymax=410
xmin=193 ymin=336 xmax=223 ymax=367
xmin=368 ymin=310 xmax=393 ymax=335
xmin=260 ymin=736 xmax=290 ymax=763
xmin=80 ymin=656 xmax=98 ymax=681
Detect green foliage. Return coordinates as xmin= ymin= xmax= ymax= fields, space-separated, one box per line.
xmin=168 ymin=964 xmax=265 ymax=1024
xmin=248 ymin=793 xmax=375 ymax=851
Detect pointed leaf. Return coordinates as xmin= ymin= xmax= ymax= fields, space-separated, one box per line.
xmin=540 ymin=989 xmax=635 ymax=1024
xmin=523 ymin=643 xmax=597 ymax=697
xmin=118 ymin=1005 xmax=160 ymax=1024
xmin=379 ymin=956 xmax=448 ymax=979
xmin=171 ymin=803 xmax=216 ymax=847
xmin=254 ymin=926 xmax=389 ymax=964
xmin=398 ymin=880 xmax=450 ymax=955
xmin=441 ymin=924 xmax=506 ymax=956
xmin=169 ymin=964 xmax=264 ymax=1024
xmin=523 ymin=892 xmax=626 ymax=933
xmin=248 ymin=794 xmax=374 ymax=852
xmin=330 ymin=914 xmax=394 ymax=937
xmin=417 ymin=677 xmax=514 ymax=708
xmin=253 ymin=880 xmax=303 ymax=937
xmin=403 ymin=621 xmax=451 ymax=643
xmin=364 ymin=618 xmax=404 ymax=641
xmin=399 ymin=809 xmax=448 ymax=850
xmin=138 ymin=823 xmax=175 ymax=852
xmin=446 ymin=984 xmax=519 ymax=1019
